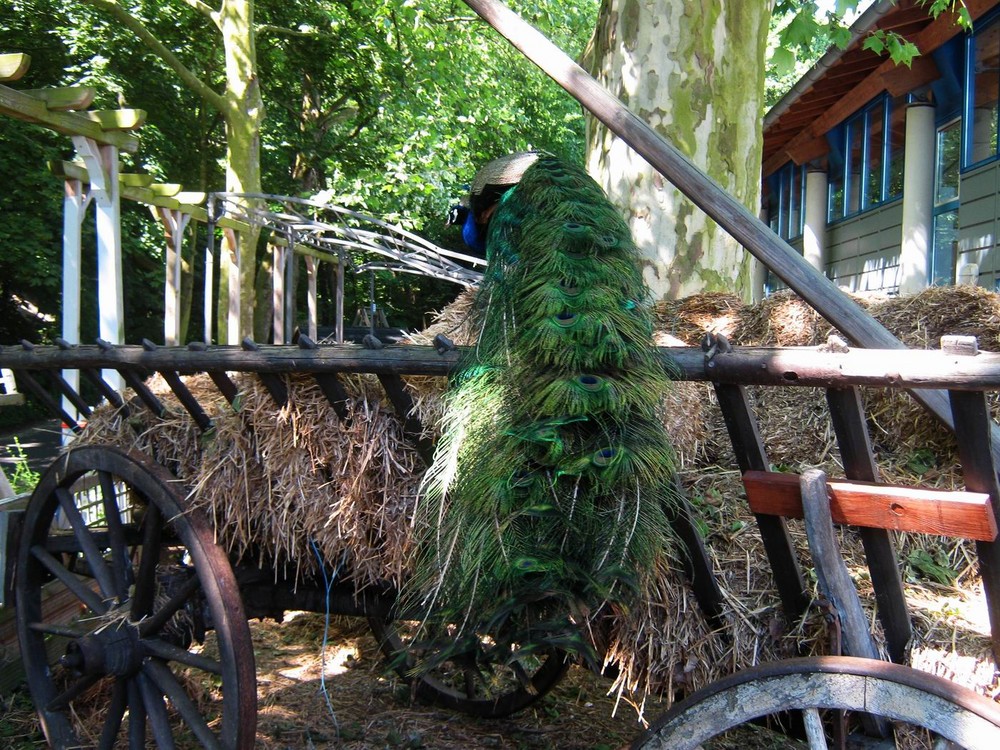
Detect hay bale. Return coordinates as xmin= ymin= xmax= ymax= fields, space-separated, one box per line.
xmin=870 ymin=285 xmax=1000 ymax=350
xmin=654 ymin=292 xmax=747 ymax=346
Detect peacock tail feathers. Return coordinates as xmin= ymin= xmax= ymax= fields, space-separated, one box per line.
xmin=404 ymin=154 xmax=682 ymax=667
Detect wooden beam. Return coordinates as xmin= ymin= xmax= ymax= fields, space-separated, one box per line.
xmin=119 ymin=172 xmax=155 ymax=188
xmin=149 ymin=183 xmax=182 ymax=197
xmin=0 ymin=84 xmax=139 ymax=151
xmin=743 ymin=470 xmax=998 ymax=541
xmin=882 ymin=54 xmax=940 ymax=97
xmin=80 ymin=109 xmax=146 ymax=131
xmin=21 ymin=86 xmax=95 ymax=111
xmin=0 ymin=53 xmax=30 ymax=82
xmin=787 ymin=134 xmax=830 ymax=166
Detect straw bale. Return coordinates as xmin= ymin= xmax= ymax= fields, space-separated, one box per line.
xmin=654 ymin=292 xmax=747 ymax=346
xmin=404 ymin=288 xmax=478 ymax=346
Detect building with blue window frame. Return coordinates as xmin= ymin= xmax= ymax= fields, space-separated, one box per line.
xmin=761 ymin=0 xmax=1000 ymax=296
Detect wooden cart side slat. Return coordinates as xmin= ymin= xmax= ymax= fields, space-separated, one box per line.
xmin=742 ymin=471 xmax=998 ymax=541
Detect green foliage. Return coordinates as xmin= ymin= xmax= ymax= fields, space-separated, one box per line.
xmin=906 ymin=547 xmax=958 ymax=585
xmin=4 ymin=438 xmax=40 ymax=495
xmin=1 ymin=0 xmax=598 ymax=342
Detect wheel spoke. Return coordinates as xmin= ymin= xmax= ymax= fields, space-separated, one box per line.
xmin=138 ymin=574 xmax=200 ymax=637
xmin=28 ymin=621 xmax=85 ymax=638
xmin=99 ymin=469 xmax=133 ymax=598
xmin=97 ymin=680 xmax=127 ymax=750
xmin=45 ymin=673 xmax=101 ymax=711
xmin=510 ymin=659 xmax=535 ymax=691
xmin=802 ymin=707 xmax=829 ymax=750
xmin=131 ymin=503 xmax=163 ymax=620
xmin=143 ymin=659 xmax=222 ymax=750
xmin=54 ymin=486 xmax=117 ymax=600
xmin=128 ymin=677 xmax=146 ymax=748
xmin=143 ymin=637 xmax=222 ymax=674
xmin=138 ymin=672 xmax=177 ymax=750
xmin=30 ymin=544 xmax=107 ymax=614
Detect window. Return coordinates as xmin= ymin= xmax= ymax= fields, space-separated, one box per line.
xmin=827 ymin=94 xmax=904 ymax=221
xmin=932 ymin=119 xmax=961 ymax=286
xmin=967 ymin=19 xmax=1000 ymax=166
xmin=765 ymin=162 xmax=804 ymax=240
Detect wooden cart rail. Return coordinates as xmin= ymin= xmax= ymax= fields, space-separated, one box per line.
xmin=7 ymin=337 xmax=1000 ymax=387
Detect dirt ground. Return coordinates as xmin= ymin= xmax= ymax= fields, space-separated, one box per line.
xmin=0 ymin=611 xmax=668 ymax=750
xmin=247 ymin=612 xmax=662 ymax=750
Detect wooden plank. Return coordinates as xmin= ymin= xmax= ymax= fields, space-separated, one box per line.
xmin=0 ymin=84 xmax=139 ymax=151
xmin=742 ymin=471 xmax=998 ymax=541
xmin=0 ymin=53 xmax=30 ymax=82
xmin=120 ymin=172 xmax=155 ymax=188
xmin=80 ymin=108 xmax=146 ymax=130
xmin=799 ymin=469 xmax=889 ymax=739
xmin=21 ymin=86 xmax=95 ymax=111
xmin=800 ymin=469 xmax=881 ymax=663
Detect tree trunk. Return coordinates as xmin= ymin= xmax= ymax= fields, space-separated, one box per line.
xmin=220 ymin=0 xmax=264 ymax=340
xmin=584 ymin=0 xmax=769 ymax=301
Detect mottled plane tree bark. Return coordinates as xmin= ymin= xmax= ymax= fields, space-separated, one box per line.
xmin=584 ymin=0 xmax=771 ymax=301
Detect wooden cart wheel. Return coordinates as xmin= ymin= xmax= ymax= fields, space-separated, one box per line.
xmin=368 ymin=616 xmax=569 ymax=718
xmin=15 ymin=446 xmax=256 ymax=750
xmin=632 ymin=656 xmax=1000 ymax=749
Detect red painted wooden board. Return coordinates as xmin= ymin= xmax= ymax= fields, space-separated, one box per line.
xmin=742 ymin=471 xmax=998 ymax=542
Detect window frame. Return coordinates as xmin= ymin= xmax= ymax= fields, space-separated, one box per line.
xmin=826 ymin=93 xmax=899 ymax=223
xmin=963 ymin=12 xmax=1000 ymax=169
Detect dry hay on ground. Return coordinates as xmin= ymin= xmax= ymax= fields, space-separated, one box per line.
xmin=70 ymin=285 xmax=1000 ymax=718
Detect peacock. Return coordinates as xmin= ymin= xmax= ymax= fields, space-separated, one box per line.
xmin=405 ymin=153 xmax=682 ymax=671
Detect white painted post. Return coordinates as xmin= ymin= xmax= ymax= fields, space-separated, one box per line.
xmin=155 ymin=207 xmax=191 ymax=346
xmin=803 ymin=168 xmax=828 ymax=274
xmin=899 ymin=103 xmax=935 ymax=296
xmin=223 ymin=228 xmax=241 ymax=345
xmin=305 ymin=255 xmax=318 ymax=341
xmin=284 ymin=246 xmax=295 ymax=343
xmin=271 ymin=240 xmax=285 ymax=344
xmin=61 ymin=177 xmax=90 ymax=432
xmin=73 ymin=136 xmax=123 ymax=392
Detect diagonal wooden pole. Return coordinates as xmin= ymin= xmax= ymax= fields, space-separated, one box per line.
xmin=462 ymin=0 xmax=1000 ymax=459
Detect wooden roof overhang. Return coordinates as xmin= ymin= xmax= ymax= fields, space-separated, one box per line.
xmin=762 ymin=0 xmax=997 ymax=179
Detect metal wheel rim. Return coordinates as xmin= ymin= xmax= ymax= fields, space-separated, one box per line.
xmin=633 ymin=656 xmax=1000 ymax=750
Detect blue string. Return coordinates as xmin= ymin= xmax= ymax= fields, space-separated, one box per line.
xmin=310 ymin=538 xmax=345 ymax=736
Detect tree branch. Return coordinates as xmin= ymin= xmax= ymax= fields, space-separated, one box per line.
xmin=76 ymin=0 xmax=227 ymax=114
xmin=180 ymin=0 xmax=219 ymax=24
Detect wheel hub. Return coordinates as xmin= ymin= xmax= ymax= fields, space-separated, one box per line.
xmin=61 ymin=623 xmax=143 ymax=677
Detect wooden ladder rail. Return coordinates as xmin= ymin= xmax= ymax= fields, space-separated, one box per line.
xmin=706 ymin=336 xmax=811 ymax=624
xmin=826 ymin=387 xmax=911 ymax=663
xmin=950 ymin=388 xmax=1000 ymax=664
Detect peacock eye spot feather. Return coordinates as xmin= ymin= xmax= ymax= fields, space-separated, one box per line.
xmin=591 ymin=447 xmax=618 ymax=467
xmin=576 ymin=374 xmax=604 ymax=391
xmin=554 ymin=311 xmax=578 ymax=328
xmin=558 ymin=280 xmax=582 ymax=297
